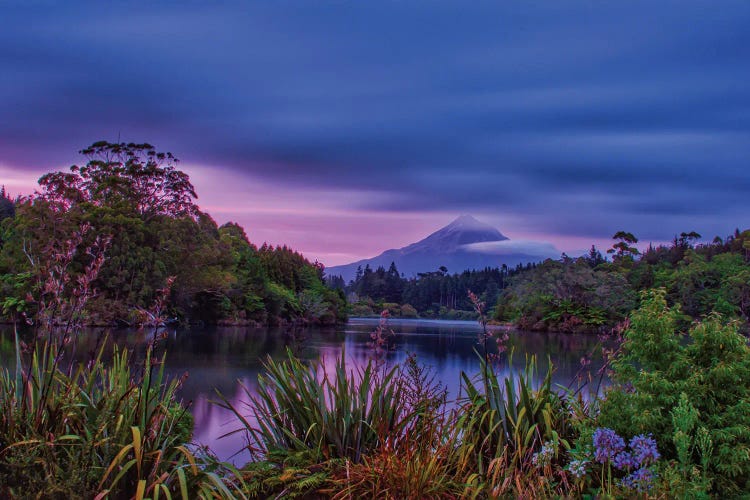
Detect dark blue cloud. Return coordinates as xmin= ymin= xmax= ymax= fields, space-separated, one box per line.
xmin=2 ymin=0 xmax=750 ymax=241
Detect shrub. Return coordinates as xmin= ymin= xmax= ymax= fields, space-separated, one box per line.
xmin=598 ymin=288 xmax=750 ymax=496
xmin=399 ymin=303 xmax=418 ymax=318
xmin=380 ymin=302 xmax=401 ymax=316
xmin=349 ymin=302 xmax=375 ymax=317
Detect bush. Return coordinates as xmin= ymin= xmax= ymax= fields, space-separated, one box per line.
xmin=400 ymin=303 xmax=418 ymax=318
xmin=455 ymin=354 xmax=576 ymax=495
xmin=598 ymin=289 xmax=750 ymax=496
xmin=349 ymin=302 xmax=375 ymax=317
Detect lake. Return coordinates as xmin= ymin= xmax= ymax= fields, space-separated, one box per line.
xmin=0 ymin=318 xmax=605 ymax=465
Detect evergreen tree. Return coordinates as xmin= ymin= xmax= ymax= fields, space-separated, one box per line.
xmin=0 ymin=186 xmax=14 ymax=222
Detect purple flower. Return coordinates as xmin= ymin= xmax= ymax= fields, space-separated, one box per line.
xmin=612 ymin=451 xmax=635 ymax=470
xmin=629 ymin=434 xmax=660 ymax=466
xmin=593 ymin=428 xmax=626 ymax=463
xmin=621 ymin=467 xmax=655 ymax=492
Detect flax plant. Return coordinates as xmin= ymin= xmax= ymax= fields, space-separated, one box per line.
xmin=455 ymin=354 xmax=574 ymax=496
xmin=218 ymin=348 xmax=410 ymax=465
xmin=331 ymin=354 xmax=462 ymax=499
xmin=0 ymin=338 xmax=244 ymax=498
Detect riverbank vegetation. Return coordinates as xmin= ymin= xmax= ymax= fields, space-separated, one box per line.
xmin=0 ymin=142 xmax=345 ymax=327
xmin=495 ymin=231 xmax=750 ymax=334
xmin=209 ymin=290 xmax=750 ymax=498
xmin=337 ymin=229 xmax=750 ymax=335
xmin=0 ymin=339 xmax=245 ymax=498
xmin=5 ymin=289 xmax=746 ymax=498
xmin=0 ymin=225 xmax=246 ymax=498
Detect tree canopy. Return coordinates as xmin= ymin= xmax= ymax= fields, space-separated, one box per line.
xmin=38 ymin=142 xmax=198 ymax=219
xmin=0 ymin=142 xmax=345 ymax=326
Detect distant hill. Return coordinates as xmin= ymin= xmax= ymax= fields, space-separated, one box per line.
xmin=326 ymin=215 xmax=559 ymax=282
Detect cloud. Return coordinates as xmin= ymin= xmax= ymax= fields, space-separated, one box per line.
xmin=462 ymin=240 xmax=559 ymax=259
xmin=1 ymin=0 xmax=750 ymax=255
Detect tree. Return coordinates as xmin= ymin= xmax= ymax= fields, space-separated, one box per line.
xmin=677 ymin=231 xmax=701 ymax=249
xmin=495 ymin=258 xmax=634 ymax=332
xmin=38 ymin=141 xmax=197 ymax=219
xmin=6 ymin=143 xmax=203 ymax=322
xmin=384 ymin=262 xmax=404 ymax=303
xmin=584 ymin=245 xmax=606 ymax=267
xmin=0 ymin=186 xmax=14 ymax=222
xmin=1 ymin=142 xmax=347 ymax=326
xmin=0 ymin=187 xmax=16 ymax=253
xmin=607 ymin=231 xmax=640 ymax=261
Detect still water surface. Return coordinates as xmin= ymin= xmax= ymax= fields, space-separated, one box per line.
xmin=0 ymin=319 xmax=604 ymax=465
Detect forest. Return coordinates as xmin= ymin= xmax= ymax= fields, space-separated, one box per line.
xmin=0 ymin=142 xmax=346 ymax=327
xmin=333 ymin=262 xmax=534 ymax=319
xmin=338 ymin=229 xmax=750 ymax=334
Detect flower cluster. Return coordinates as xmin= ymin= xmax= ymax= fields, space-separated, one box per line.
xmin=612 ymin=451 xmax=634 ymax=470
xmin=621 ymin=467 xmax=655 ymax=493
xmin=629 ymin=433 xmax=660 ymax=466
xmin=593 ymin=428 xmax=625 ymax=463
xmin=567 ymin=459 xmax=588 ymax=479
xmin=592 ymin=428 xmax=660 ymax=493
xmin=532 ymin=441 xmax=555 ymax=468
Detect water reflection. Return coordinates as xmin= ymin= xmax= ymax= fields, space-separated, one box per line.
xmin=0 ymin=319 xmax=605 ymax=465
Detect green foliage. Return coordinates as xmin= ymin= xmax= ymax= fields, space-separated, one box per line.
xmin=455 ymin=355 xmax=574 ymax=477
xmin=0 ymin=186 xmax=14 ymax=223
xmin=226 ymin=348 xmax=585 ymax=499
xmin=297 ymin=289 xmax=328 ymax=322
xmin=608 ymin=230 xmax=640 ymax=262
xmin=0 ymin=272 xmax=31 ymax=319
xmin=598 ymin=289 xmax=750 ymax=496
xmin=265 ymin=282 xmax=301 ymax=319
xmin=496 ymin=258 xmax=635 ymax=332
xmin=494 ymin=227 xmax=750 ymax=335
xmin=232 ymin=354 xmax=454 ymax=499
xmin=349 ymin=301 xmax=375 ymax=317
xmin=0 ymin=144 xmax=344 ymax=326
xmin=218 ymin=349 xmax=410 ymax=465
xmin=345 ymin=262 xmax=518 ymax=317
xmin=0 ymin=338 xmax=244 ymax=498
xmin=238 ymin=451 xmax=341 ymax=499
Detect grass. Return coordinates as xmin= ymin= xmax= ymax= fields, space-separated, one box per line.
xmin=0 ymin=336 xmax=245 ymax=499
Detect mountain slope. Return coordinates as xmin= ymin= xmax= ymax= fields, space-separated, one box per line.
xmin=327 ymin=215 xmax=558 ymax=282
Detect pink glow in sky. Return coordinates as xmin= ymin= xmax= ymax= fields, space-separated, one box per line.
xmin=0 ymin=164 xmax=45 ymax=194
xmin=184 ymin=164 xmax=460 ymax=265
xmin=2 ymin=162 xmax=662 ymax=267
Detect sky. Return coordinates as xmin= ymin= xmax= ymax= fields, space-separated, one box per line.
xmin=2 ymin=1 xmax=749 ymax=266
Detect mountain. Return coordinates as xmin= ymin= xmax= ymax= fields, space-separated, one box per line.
xmin=326 ymin=215 xmax=559 ymax=282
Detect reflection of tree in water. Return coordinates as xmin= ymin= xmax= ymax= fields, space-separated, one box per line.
xmin=282 ymin=325 xmax=309 ymax=358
